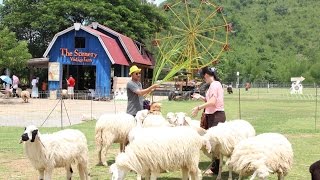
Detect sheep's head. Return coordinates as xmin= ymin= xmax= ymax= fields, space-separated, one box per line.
xmin=149 ymin=102 xmax=162 ymax=113
xmin=20 ymin=125 xmax=39 ymax=143
xmin=110 ymin=153 xmax=130 ymax=180
xmin=175 ymin=112 xmax=191 ymax=126
xmin=166 ymin=112 xmax=176 ymax=124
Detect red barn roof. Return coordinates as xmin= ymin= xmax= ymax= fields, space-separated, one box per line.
xmin=89 ymin=23 xmax=152 ymax=66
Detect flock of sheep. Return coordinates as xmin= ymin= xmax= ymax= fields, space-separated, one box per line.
xmin=19 ymin=102 xmax=294 ymax=180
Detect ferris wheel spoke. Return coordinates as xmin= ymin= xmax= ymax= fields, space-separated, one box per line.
xmin=197 ymin=24 xmax=227 ymax=34
xmin=196 ymin=33 xmax=225 ymax=45
xmin=156 ymin=34 xmax=186 ymax=42
xmin=171 ymin=26 xmax=189 ymax=34
xmin=193 ymin=1 xmax=205 ymax=27
xmin=184 ymin=1 xmax=192 ymax=29
xmin=195 ymin=10 xmax=219 ymax=30
xmin=167 ymin=6 xmax=190 ymax=30
xmin=194 ymin=36 xmax=216 ymax=61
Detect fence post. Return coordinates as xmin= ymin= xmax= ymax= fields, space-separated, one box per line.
xmin=238 ymin=87 xmax=241 ymax=119
xmin=315 ymin=84 xmax=318 ymax=131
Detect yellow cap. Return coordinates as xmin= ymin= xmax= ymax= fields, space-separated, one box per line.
xmin=129 ymin=65 xmax=141 ymax=75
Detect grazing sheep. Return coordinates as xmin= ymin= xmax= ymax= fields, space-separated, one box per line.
xmin=110 ymin=126 xmax=211 ymax=180
xmin=204 ymin=119 xmax=256 ymax=180
xmin=227 ymin=133 xmax=293 ymax=180
xmin=20 ymin=125 xmax=89 ymax=180
xmin=95 ymin=113 xmax=136 ymax=166
xmin=21 ymin=90 xmax=30 ymax=103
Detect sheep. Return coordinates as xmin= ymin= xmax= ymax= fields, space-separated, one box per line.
xmin=227 ymin=133 xmax=293 ymax=180
xmin=135 ymin=102 xmax=170 ymax=128
xmin=203 ymin=119 xmax=256 ymax=180
xmin=20 ymin=125 xmax=89 ymax=180
xmin=166 ymin=112 xmax=206 ymax=136
xmin=109 ymin=126 xmax=211 ymax=180
xmin=61 ymin=89 xmax=68 ymax=99
xmin=95 ymin=113 xmax=136 ymax=166
xmin=21 ymin=90 xmax=30 ymax=103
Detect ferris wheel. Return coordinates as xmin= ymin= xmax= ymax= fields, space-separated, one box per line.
xmin=153 ymin=0 xmax=231 ymax=80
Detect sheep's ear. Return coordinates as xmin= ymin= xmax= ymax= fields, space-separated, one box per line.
xmin=31 ymin=129 xmax=38 ymax=142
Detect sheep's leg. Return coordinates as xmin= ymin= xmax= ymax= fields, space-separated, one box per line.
xmin=278 ymin=173 xmax=284 ymax=180
xmin=150 ymin=172 xmax=159 ymax=180
xmin=136 ymin=174 xmax=142 ymax=180
xmin=188 ymin=168 xmax=201 ymax=180
xmin=38 ymin=169 xmax=44 ymax=180
xmin=249 ymin=171 xmax=257 ymax=180
xmin=66 ymin=165 xmax=73 ymax=180
xmin=97 ymin=134 xmax=115 ymax=166
xmin=78 ymin=162 xmax=89 ymax=180
xmin=216 ymin=154 xmax=223 ymax=180
xmin=44 ymin=169 xmax=53 ymax=180
xmin=228 ymin=165 xmax=233 ymax=180
xmin=181 ymin=167 xmax=189 ymax=180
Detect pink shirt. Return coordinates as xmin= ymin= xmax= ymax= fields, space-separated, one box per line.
xmin=205 ymin=81 xmax=224 ymax=114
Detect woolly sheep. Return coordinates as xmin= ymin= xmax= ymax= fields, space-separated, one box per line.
xmin=167 ymin=112 xmax=206 ymax=136
xmin=110 ymin=126 xmax=211 ymax=180
xmin=227 ymin=133 xmax=293 ymax=180
xmin=135 ymin=102 xmax=170 ymax=128
xmin=95 ymin=113 xmax=136 ymax=166
xmin=20 ymin=125 xmax=89 ymax=180
xmin=203 ymin=119 xmax=256 ymax=180
xmin=61 ymin=89 xmax=68 ymax=99
xmin=21 ymin=90 xmax=30 ymax=103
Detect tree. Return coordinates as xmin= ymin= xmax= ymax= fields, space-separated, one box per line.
xmin=0 ymin=27 xmax=31 ymax=74
xmin=0 ymin=0 xmax=168 ymax=57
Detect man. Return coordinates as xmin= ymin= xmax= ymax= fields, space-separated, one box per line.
xmin=67 ymin=75 xmax=75 ymax=100
xmin=126 ymin=65 xmax=159 ymax=117
xmin=12 ymin=74 xmax=19 ymax=98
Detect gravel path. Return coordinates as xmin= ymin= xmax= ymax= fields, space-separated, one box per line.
xmin=0 ymin=96 xmax=166 ymax=127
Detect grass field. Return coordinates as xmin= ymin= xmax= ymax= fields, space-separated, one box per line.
xmin=1 ymin=87 xmax=320 ymax=179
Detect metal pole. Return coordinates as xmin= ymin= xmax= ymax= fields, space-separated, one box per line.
xmin=237 ymin=72 xmax=241 ymax=119
xmin=60 ymin=89 xmax=63 ymax=129
xmin=315 ymin=84 xmax=318 ymax=131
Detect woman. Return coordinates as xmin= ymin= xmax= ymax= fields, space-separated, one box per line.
xmin=31 ymin=77 xmax=39 ymax=98
xmin=191 ymin=66 xmax=226 ymax=175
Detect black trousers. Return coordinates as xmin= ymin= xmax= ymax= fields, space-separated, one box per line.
xmin=310 ymin=160 xmax=320 ymax=180
xmin=206 ymin=111 xmax=226 ymax=174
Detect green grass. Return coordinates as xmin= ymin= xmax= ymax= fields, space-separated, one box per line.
xmin=1 ymin=88 xmax=320 ymax=179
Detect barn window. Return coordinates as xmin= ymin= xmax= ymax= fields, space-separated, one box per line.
xmin=75 ymin=37 xmax=85 ymax=48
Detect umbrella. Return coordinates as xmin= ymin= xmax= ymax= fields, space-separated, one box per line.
xmin=0 ymin=75 xmax=12 ymax=84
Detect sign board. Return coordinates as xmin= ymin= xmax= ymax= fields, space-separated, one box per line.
xmin=48 ymin=62 xmax=60 ymax=81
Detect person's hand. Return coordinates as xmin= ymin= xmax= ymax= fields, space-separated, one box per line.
xmin=192 ymin=93 xmax=202 ymax=100
xmin=191 ymin=106 xmax=199 ymax=117
xmin=152 ymin=84 xmax=160 ymax=89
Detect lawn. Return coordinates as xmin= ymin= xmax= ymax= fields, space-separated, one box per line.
xmin=1 ymin=88 xmax=319 ymax=179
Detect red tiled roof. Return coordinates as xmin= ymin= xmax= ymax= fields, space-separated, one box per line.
xmin=94 ymin=24 xmax=152 ymax=66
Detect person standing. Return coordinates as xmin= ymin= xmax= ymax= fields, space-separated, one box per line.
xmin=41 ymin=81 xmax=47 ymax=98
xmin=126 ymin=65 xmax=159 ymax=117
xmin=67 ymin=75 xmax=75 ymax=99
xmin=191 ymin=66 xmax=226 ymax=175
xmin=31 ymin=77 xmax=39 ymax=98
xmin=12 ymin=74 xmax=19 ymax=98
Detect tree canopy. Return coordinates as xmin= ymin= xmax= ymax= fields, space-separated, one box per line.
xmin=0 ymin=0 xmax=168 ymax=57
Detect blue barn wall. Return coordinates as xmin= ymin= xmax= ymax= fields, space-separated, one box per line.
xmin=47 ymin=29 xmax=111 ymax=96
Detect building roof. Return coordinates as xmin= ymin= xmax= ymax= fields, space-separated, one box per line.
xmin=89 ymin=23 xmax=152 ymax=66
xmin=43 ymin=24 xmax=131 ymax=66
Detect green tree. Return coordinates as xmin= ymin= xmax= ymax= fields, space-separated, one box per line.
xmin=0 ymin=27 xmax=31 ymax=73
xmin=0 ymin=0 xmax=167 ymax=57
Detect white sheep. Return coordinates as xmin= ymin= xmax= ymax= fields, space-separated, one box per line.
xmin=204 ymin=119 xmax=256 ymax=180
xmin=167 ymin=112 xmax=206 ymax=136
xmin=135 ymin=102 xmax=170 ymax=128
xmin=109 ymin=126 xmax=211 ymax=180
xmin=95 ymin=113 xmax=136 ymax=166
xmin=61 ymin=89 xmax=68 ymax=99
xmin=21 ymin=90 xmax=30 ymax=103
xmin=227 ymin=133 xmax=293 ymax=180
xmin=20 ymin=125 xmax=89 ymax=180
